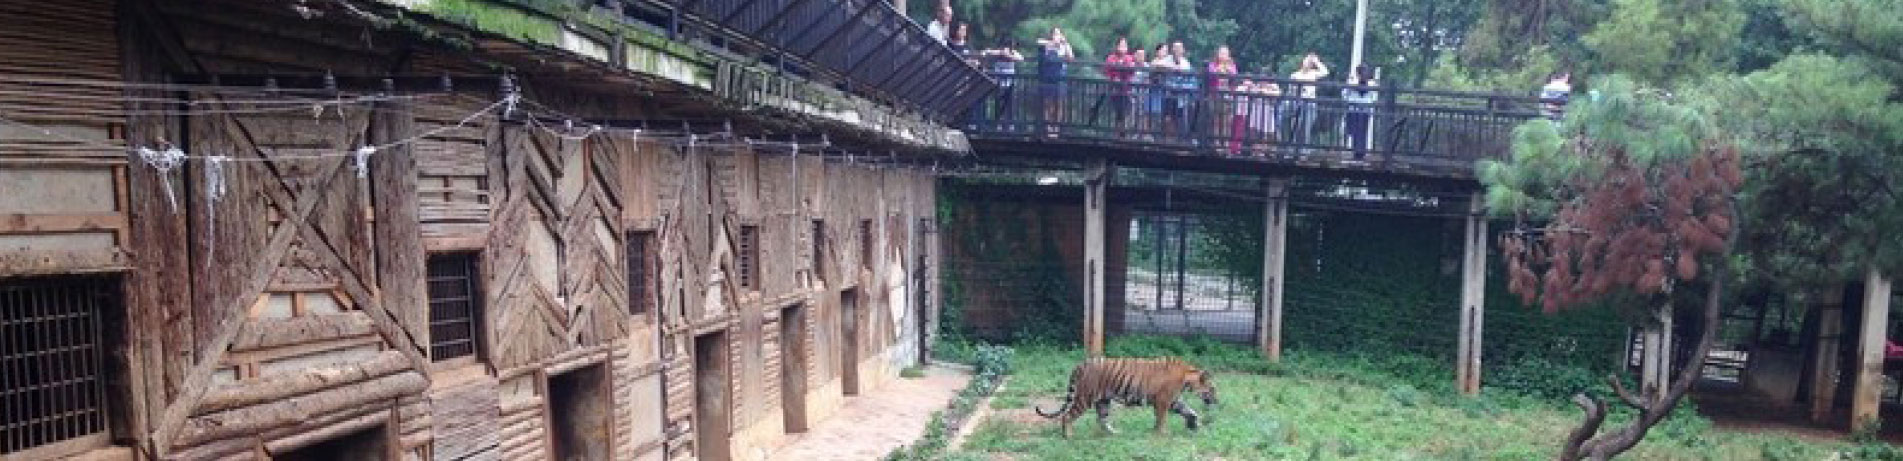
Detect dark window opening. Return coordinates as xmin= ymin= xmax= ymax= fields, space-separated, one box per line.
xmin=427 ymin=253 xmax=483 ymax=362
xmin=811 ymin=220 xmax=826 ymax=282
xmin=1 ymin=275 xmax=125 ymax=457
xmin=549 ymin=364 xmax=613 ymax=461
xmin=627 ymin=231 xmax=655 ymax=315
xmin=859 ymin=219 xmax=874 ymax=269
xmin=273 ymin=424 xmax=389 ymax=461
xmin=737 ymin=226 xmax=760 ymax=290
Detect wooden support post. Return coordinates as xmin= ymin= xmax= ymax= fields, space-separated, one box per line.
xmin=1455 ymin=195 xmax=1487 ymax=395
xmin=1083 ymin=160 xmax=1112 ymax=356
xmin=1811 ymin=299 xmax=1844 ymax=423
xmin=1259 ymin=178 xmax=1290 ymax=361
xmin=1853 ymin=269 xmax=1892 ymax=430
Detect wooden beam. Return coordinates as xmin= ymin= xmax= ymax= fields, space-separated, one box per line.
xmin=173 ymin=371 xmax=426 ymax=448
xmin=149 ymin=148 xmax=353 ymax=453
xmin=1853 ymin=269 xmax=1892 ymax=429
xmin=1259 ymin=178 xmax=1289 ymax=361
xmin=0 ymin=213 xmax=127 ymax=234
xmin=198 ymin=351 xmax=410 ymax=414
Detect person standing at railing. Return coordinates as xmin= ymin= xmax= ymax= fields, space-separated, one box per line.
xmin=950 ymin=23 xmax=971 ymax=58
xmin=1285 ymin=52 xmax=1329 ymax=148
xmin=1036 ymin=28 xmax=1075 ymax=136
xmin=1130 ymin=48 xmax=1151 ymax=139
xmin=1341 ymin=64 xmax=1379 ymax=159
xmin=1206 ymin=46 xmax=1239 ymax=154
xmin=1248 ymin=69 xmax=1281 ymax=153
xmin=1168 ymin=41 xmax=1197 ymax=143
xmin=926 ymin=2 xmax=953 ymax=44
xmin=1100 ymin=37 xmax=1139 ymax=138
xmin=1150 ymin=44 xmax=1178 ymax=141
xmin=981 ymin=43 xmax=1024 ymax=132
xmin=1540 ymin=71 xmax=1572 ymax=120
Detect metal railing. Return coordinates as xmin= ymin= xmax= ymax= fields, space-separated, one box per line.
xmin=963 ymin=60 xmax=1550 ymax=176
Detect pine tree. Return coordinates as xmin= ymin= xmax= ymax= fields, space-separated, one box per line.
xmin=1482 ymin=76 xmax=1743 ymax=461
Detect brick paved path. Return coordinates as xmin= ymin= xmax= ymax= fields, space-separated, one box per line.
xmin=770 ymin=365 xmax=971 ymax=461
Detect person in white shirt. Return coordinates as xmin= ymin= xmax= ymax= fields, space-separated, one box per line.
xmin=926 ymin=3 xmax=953 ymax=44
xmin=1284 ymin=52 xmax=1328 ymax=145
xmin=1540 ymin=71 xmax=1572 ymax=120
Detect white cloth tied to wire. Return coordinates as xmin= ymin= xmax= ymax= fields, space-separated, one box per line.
xmin=137 ymin=146 xmax=188 ymax=211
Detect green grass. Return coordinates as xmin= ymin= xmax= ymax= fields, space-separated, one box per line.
xmin=952 ymin=338 xmax=1861 ymax=460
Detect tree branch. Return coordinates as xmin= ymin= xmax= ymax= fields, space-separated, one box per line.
xmin=1606 ymin=374 xmax=1647 ymax=410
xmin=1558 ymin=394 xmax=1608 ymax=461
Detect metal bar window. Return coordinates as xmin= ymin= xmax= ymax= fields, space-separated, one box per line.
xmin=738 ymin=226 xmax=760 ymax=290
xmin=628 ymin=231 xmax=655 ymax=315
xmin=427 ymin=253 xmax=483 ymax=362
xmin=860 ymin=219 xmax=874 ymax=269
xmin=811 ymin=220 xmax=826 ymax=282
xmin=1 ymin=276 xmax=113 ymax=456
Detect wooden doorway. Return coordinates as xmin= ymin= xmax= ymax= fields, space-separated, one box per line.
xmin=780 ymin=304 xmax=810 ymax=432
xmin=841 ymin=290 xmax=861 ymax=395
xmin=694 ymin=331 xmax=733 ymax=461
xmin=547 ymin=364 xmax=612 ymax=461
xmin=272 ymin=424 xmax=390 ymax=461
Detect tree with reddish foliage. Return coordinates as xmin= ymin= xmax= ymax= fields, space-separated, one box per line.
xmin=1480 ymin=77 xmax=1744 ymax=461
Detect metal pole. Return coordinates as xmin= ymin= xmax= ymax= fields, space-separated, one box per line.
xmin=1351 ymin=0 xmax=1370 ymax=71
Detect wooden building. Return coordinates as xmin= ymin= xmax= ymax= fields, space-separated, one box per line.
xmin=0 ymin=0 xmax=964 ymax=459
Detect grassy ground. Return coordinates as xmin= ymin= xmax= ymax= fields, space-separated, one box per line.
xmin=945 ymin=338 xmax=1865 ymax=461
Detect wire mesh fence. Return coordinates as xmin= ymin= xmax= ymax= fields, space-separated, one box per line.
xmin=1119 ymin=212 xmax=1261 ymax=343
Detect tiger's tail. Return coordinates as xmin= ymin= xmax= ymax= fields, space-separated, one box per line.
xmin=1036 ymin=366 xmax=1082 ymax=418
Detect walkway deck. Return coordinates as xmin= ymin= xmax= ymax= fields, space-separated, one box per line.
xmin=964 ymin=62 xmax=1547 ymax=181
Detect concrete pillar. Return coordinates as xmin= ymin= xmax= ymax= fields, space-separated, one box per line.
xmin=1811 ymin=300 xmax=1844 ymax=423
xmin=1455 ymin=195 xmax=1487 ymax=395
xmin=1641 ymin=309 xmax=1673 ymax=400
xmin=1259 ymin=178 xmax=1290 ymax=361
xmin=1853 ymin=269 xmax=1892 ymax=429
xmin=1083 ymin=160 xmax=1113 ymax=356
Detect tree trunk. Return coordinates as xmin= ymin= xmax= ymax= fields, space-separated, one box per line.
xmin=1557 ymin=268 xmax=1729 ymax=460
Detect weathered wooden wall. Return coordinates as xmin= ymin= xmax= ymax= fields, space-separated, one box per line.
xmin=0 ymin=2 xmax=940 ymax=460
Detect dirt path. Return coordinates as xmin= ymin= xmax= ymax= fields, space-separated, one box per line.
xmin=770 ymin=365 xmax=971 ymax=461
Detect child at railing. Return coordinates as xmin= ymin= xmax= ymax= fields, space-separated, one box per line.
xmin=1207 ymin=46 xmax=1239 ymax=154
xmin=1249 ymin=75 xmax=1281 ymax=153
xmin=980 ymin=44 xmax=1024 ymax=132
xmin=1149 ymin=44 xmax=1176 ymax=141
xmin=1166 ymin=42 xmax=1196 ymax=143
xmin=1341 ymin=65 xmax=1380 ymax=159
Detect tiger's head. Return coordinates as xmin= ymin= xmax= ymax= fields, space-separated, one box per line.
xmin=1185 ymin=368 xmax=1217 ymax=406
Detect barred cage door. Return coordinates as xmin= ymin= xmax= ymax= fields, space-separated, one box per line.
xmin=1 ymin=275 xmax=121 ymax=458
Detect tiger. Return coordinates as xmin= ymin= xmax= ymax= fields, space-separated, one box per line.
xmin=1034 ymin=357 xmax=1218 ymax=438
